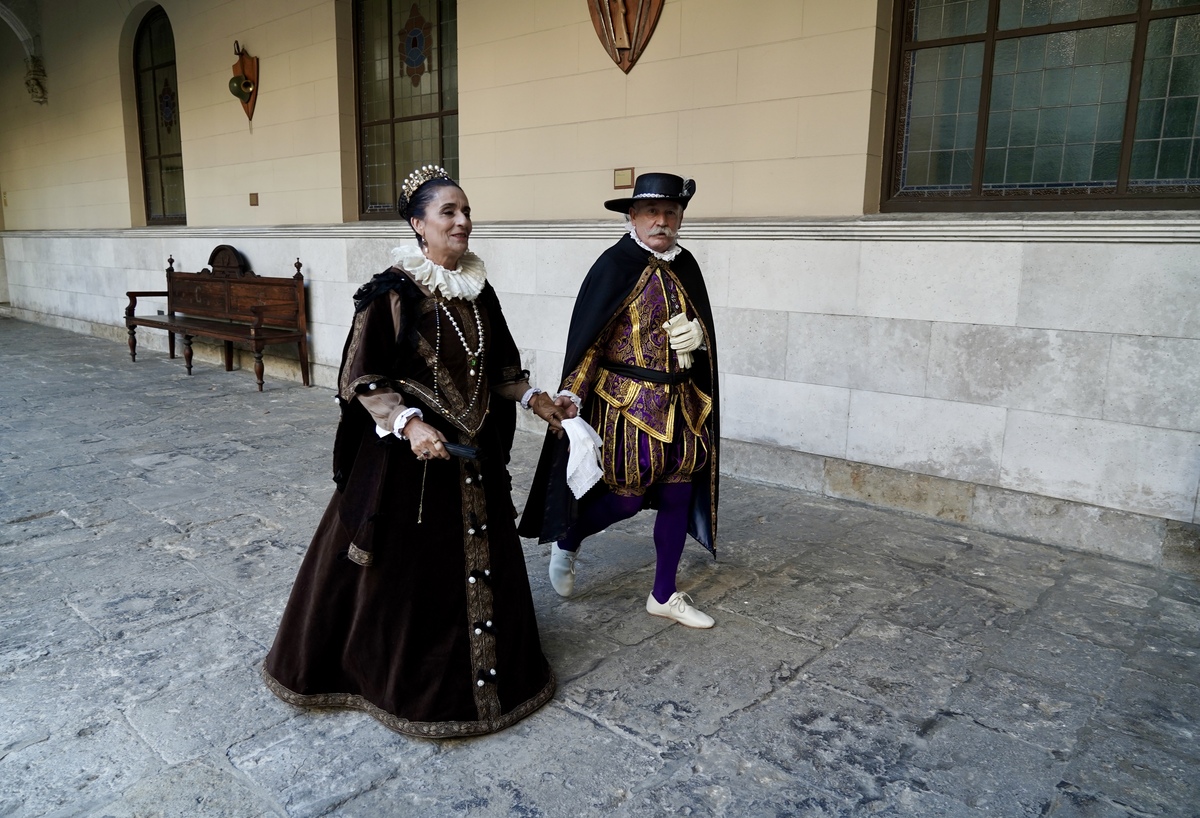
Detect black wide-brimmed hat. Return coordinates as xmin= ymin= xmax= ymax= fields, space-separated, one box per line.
xmin=604 ymin=172 xmax=696 ymax=213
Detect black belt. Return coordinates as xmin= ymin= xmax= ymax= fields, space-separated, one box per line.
xmin=600 ymin=359 xmax=691 ymax=385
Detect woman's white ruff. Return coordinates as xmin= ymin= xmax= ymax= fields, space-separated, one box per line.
xmin=390 ymin=244 xmax=487 ymax=301
xmin=628 ymin=225 xmax=681 ymax=262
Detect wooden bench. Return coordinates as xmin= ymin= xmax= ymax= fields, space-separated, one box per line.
xmin=125 ymin=245 xmax=311 ymax=391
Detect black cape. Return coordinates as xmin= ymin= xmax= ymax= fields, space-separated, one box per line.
xmin=517 ymin=233 xmax=720 ymax=555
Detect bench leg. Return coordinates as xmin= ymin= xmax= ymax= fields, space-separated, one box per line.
xmin=253 ymin=342 xmax=265 ymax=391
xmin=224 ymin=340 xmax=234 ymax=372
xmin=168 ymin=331 xmax=176 ymax=359
xmin=127 ymin=324 xmax=137 ymax=362
xmin=183 ymin=335 xmax=194 ymax=375
xmin=298 ymin=338 xmax=311 ymax=387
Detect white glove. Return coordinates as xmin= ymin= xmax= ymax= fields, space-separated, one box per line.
xmin=666 ymin=315 xmax=703 ymax=353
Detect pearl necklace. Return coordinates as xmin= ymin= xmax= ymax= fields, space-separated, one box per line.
xmin=433 ymin=297 xmax=485 ymax=420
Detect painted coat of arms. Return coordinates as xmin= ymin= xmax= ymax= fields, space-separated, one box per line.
xmin=587 ymin=0 xmax=664 ymax=74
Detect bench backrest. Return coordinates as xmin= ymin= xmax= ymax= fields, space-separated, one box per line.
xmin=165 ymin=245 xmax=307 ymax=330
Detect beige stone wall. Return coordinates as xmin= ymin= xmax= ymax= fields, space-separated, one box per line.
xmin=0 ymin=0 xmax=353 ymax=230
xmin=458 ymin=0 xmax=892 ymax=220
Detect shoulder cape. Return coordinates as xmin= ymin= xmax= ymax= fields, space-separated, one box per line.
xmin=517 ymin=234 xmax=720 ymax=554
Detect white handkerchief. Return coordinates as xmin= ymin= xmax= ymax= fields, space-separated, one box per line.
xmin=562 ymin=417 xmax=604 ymax=499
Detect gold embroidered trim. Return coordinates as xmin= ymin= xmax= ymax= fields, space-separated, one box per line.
xmin=262 ymin=664 xmax=555 ymax=739
xmin=347 ymin=543 xmax=373 ymax=566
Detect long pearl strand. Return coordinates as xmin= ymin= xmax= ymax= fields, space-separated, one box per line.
xmin=433 ymin=297 xmax=485 ymax=421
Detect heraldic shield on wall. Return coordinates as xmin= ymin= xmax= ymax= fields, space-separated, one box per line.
xmin=587 ymin=0 xmax=664 ymax=74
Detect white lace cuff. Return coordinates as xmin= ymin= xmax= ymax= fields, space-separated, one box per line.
xmin=557 ymin=390 xmax=582 ymax=412
xmin=520 ymin=387 xmax=545 ymax=410
xmin=387 ymin=407 xmax=423 ymax=439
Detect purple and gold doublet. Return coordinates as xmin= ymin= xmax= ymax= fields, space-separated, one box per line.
xmin=562 ymin=258 xmax=712 ymax=495
xmin=519 ymin=234 xmax=721 ymax=555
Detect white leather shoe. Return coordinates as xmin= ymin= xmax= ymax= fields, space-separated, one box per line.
xmin=646 ymin=592 xmax=714 ymax=629
xmin=549 ymin=544 xmax=577 ymax=597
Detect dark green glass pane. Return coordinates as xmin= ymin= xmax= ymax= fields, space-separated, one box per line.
xmin=910 ymin=116 xmax=935 ymax=151
xmin=1130 ymin=140 xmax=1159 ymax=179
xmin=442 ymin=114 xmax=459 ymax=180
xmin=964 ymin=42 xmax=985 ymax=77
xmin=1106 ymin=24 xmax=1134 ymax=61
xmin=934 ymin=115 xmax=959 ymax=149
xmin=998 ymin=0 xmax=1023 ymax=29
xmin=1043 ymin=67 xmax=1073 ymax=105
xmin=937 ymin=79 xmax=962 ymax=114
xmin=1092 ymin=141 xmax=1120 ymax=178
xmin=1012 ymin=109 xmax=1040 ymax=144
xmin=951 ymin=150 xmax=974 ymax=184
xmin=957 ymin=113 xmax=979 ymax=148
xmin=161 ymin=156 xmax=185 ymax=219
xmin=1007 ymin=146 xmax=1035 ymax=181
xmin=1192 ymin=138 xmax=1200 ymax=176
xmin=1038 ymin=106 xmax=1069 ymax=144
xmin=966 ymin=1 xmax=989 ymax=34
xmin=912 ymin=81 xmax=937 ymax=117
xmin=1066 ymin=104 xmax=1098 ymax=142
xmin=361 ymin=124 xmax=394 ymax=211
xmin=1146 ymin=19 xmax=1175 ymax=59
xmin=150 ymin=13 xmax=175 ymax=65
xmin=1018 ymin=36 xmax=1047 ymax=72
xmin=1164 ymin=95 xmax=1198 ymax=137
xmin=1141 ymin=58 xmax=1171 ymax=99
xmin=1159 ymin=138 xmax=1191 ymax=176
xmin=1046 ymin=32 xmax=1076 ymax=68
xmin=940 ymin=46 xmax=965 ymax=79
xmin=906 ymin=151 xmax=931 ymax=186
xmin=145 ymin=159 xmax=163 ymax=219
xmin=1015 ymin=72 xmax=1044 ymax=108
xmin=992 ymin=74 xmax=1016 ymax=110
xmin=1169 ymin=56 xmax=1199 ymax=97
xmin=138 ymin=70 xmax=159 ymax=157
xmin=960 ymin=75 xmax=982 ymax=110
xmin=1178 ymin=15 xmax=1200 ymax=56
xmin=1023 ymin=0 xmax=1053 ymax=27
xmin=988 ymin=110 xmax=1013 ymax=144
xmin=984 ymin=148 xmax=1008 ymax=182
xmin=1100 ymin=61 xmax=1130 ymax=103
xmin=1097 ymin=102 xmax=1126 ymax=140
xmin=1062 ymin=143 xmax=1094 ymax=180
xmin=396 ymin=117 xmax=439 ymax=174
xmin=1136 ymin=98 xmax=1166 ymax=138
xmin=1152 ymin=0 xmax=1200 ymax=9
xmin=1032 ymin=145 xmax=1063 ymax=181
xmin=914 ymin=50 xmax=939 ymax=83
xmin=995 ymin=40 xmax=1019 ymax=75
xmin=1051 ymin=0 xmax=1082 ymax=24
xmin=931 ymin=150 xmax=956 ymax=182
xmin=1071 ymin=64 xmax=1103 ymax=104
xmin=1076 ymin=28 xmax=1107 ymax=65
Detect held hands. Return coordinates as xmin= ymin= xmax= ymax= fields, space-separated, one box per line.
xmin=529 ymin=392 xmax=578 ymax=438
xmin=663 ymin=313 xmax=704 ymax=369
xmin=406 ymin=419 xmax=451 ymax=460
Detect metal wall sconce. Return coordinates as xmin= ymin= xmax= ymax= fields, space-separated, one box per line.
xmin=230 ymin=41 xmax=259 ymax=121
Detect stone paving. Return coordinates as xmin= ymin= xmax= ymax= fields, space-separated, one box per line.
xmin=1 ymin=317 xmax=1198 ymax=818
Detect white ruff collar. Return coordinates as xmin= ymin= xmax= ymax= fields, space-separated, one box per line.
xmin=390 ymin=244 xmax=487 ymax=301
xmin=628 ymin=225 xmax=681 ymax=262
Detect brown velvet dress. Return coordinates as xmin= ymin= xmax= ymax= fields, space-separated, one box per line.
xmin=263 ymin=268 xmax=555 ymax=738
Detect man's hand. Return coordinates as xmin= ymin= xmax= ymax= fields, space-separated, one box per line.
xmin=406 ymin=419 xmax=450 ymax=460
xmin=666 ymin=315 xmax=703 ymax=354
xmin=530 ymin=392 xmax=573 ymax=437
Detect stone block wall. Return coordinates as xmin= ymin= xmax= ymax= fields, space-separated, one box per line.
xmin=3 ymin=216 xmax=1198 ymax=566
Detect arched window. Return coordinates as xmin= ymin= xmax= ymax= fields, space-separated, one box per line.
xmin=356 ymin=0 xmax=459 ymax=218
xmin=134 ymin=7 xmax=186 ymax=224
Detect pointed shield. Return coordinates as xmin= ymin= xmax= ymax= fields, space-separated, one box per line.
xmin=587 ymin=0 xmax=664 ymax=74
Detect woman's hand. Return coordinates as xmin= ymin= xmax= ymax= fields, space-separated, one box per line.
xmin=529 ymin=392 xmax=574 ymax=437
xmin=405 ymin=419 xmax=450 ymax=460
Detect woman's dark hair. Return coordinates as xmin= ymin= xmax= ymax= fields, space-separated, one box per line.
xmin=398 ymin=178 xmax=462 ymax=246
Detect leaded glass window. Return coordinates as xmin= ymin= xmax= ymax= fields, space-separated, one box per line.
xmin=133 ymin=7 xmax=186 ymax=224
xmin=885 ymin=0 xmax=1200 ymax=209
xmin=356 ymin=0 xmax=458 ymax=218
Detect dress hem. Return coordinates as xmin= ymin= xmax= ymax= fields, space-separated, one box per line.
xmin=261 ymin=664 xmax=557 ymax=739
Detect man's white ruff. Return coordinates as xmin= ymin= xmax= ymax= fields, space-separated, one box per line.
xmin=628 ymin=225 xmax=681 ymax=262
xmin=390 ymin=244 xmax=487 ymax=301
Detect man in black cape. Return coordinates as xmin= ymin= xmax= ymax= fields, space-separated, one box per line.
xmin=518 ymin=172 xmax=720 ymax=628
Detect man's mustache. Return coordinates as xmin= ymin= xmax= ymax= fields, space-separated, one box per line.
xmin=647 ymin=225 xmax=677 ymax=238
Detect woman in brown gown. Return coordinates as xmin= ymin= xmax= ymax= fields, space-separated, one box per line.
xmin=263 ymin=166 xmax=571 ymax=737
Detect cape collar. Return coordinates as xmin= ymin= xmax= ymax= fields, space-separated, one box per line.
xmin=628 ymin=225 xmax=682 ymax=262
xmin=389 ymin=244 xmax=487 ymax=301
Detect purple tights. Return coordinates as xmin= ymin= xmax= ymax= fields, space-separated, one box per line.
xmin=558 ymin=482 xmax=692 ymax=604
